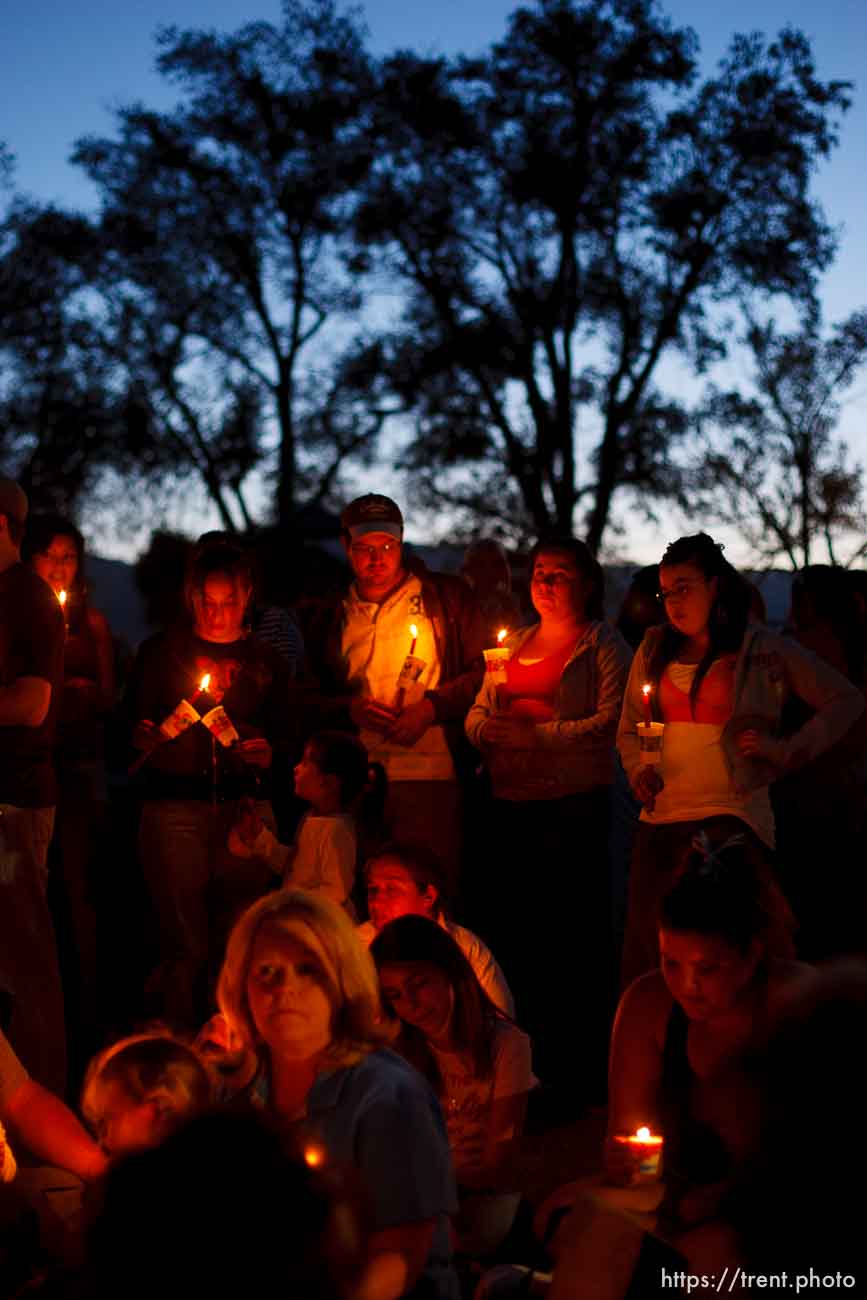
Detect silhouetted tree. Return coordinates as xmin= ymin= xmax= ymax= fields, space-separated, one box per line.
xmin=695 ymin=308 xmax=867 ymax=568
xmin=0 ymin=202 xmax=126 ymax=513
xmin=73 ymin=0 xmax=381 ymax=527
xmin=356 ymin=0 xmax=851 ymax=551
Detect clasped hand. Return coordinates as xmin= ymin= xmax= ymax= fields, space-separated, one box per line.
xmin=350 ymin=696 xmax=435 ymax=747
xmin=482 ymin=712 xmax=537 ymax=749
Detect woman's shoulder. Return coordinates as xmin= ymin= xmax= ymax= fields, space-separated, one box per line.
xmin=616 ymin=970 xmax=673 ymax=1038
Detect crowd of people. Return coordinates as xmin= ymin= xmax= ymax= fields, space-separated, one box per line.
xmin=1 ymin=472 xmax=866 ymax=1298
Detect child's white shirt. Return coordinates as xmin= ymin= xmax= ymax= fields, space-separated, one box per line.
xmin=229 ymin=812 xmax=356 ymax=907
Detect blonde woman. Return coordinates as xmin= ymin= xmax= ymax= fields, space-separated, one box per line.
xmin=217 ymin=889 xmax=459 ymax=1300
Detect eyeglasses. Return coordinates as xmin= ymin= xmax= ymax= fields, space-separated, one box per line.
xmin=656 ymin=580 xmax=705 ymax=604
xmin=350 ymin=541 xmax=399 ymax=561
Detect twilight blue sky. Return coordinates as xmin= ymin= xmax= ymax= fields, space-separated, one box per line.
xmin=2 ymin=0 xmax=865 ymax=563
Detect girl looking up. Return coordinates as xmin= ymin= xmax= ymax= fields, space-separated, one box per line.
xmin=230 ymin=731 xmax=383 ymax=914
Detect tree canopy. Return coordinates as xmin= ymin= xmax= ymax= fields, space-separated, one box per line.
xmin=0 ymin=0 xmax=860 ymax=560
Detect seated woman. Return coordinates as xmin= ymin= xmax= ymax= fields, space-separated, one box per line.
xmin=371 ymin=915 xmax=534 ymax=1259
xmin=606 ymin=834 xmax=807 ymax=1235
xmin=217 ymin=889 xmax=459 ymax=1300
xmin=357 ymin=842 xmax=515 ymax=1016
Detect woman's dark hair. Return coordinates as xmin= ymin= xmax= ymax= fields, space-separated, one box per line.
xmin=363 ymin=842 xmax=449 ymax=919
xmin=370 ymin=915 xmax=504 ymax=1089
xmin=648 ymin=533 xmax=752 ymax=716
xmin=22 ymin=513 xmax=86 ymax=591
xmin=790 ymin=565 xmax=866 ymax=688
xmin=659 ymin=834 xmax=795 ymax=959
xmin=305 ymin=731 xmax=370 ymax=810
xmin=184 ymin=538 xmax=254 ymax=615
xmin=528 ymin=537 xmax=605 ymax=621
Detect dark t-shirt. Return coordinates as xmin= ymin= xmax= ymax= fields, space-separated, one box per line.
xmin=0 ymin=563 xmax=64 ymax=806
xmin=124 ymin=626 xmax=297 ymax=801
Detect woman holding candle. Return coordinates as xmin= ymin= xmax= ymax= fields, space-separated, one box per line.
xmin=534 ymin=837 xmax=805 ymax=1277
xmin=606 ymin=837 xmax=805 ymax=1228
xmin=24 ymin=515 xmax=116 ymax=1048
xmin=217 ymin=889 xmax=459 ymax=1300
xmin=371 ymin=914 xmax=533 ymax=1258
xmin=465 ymin=537 xmax=631 ymax=1103
xmin=125 ymin=538 xmax=297 ymax=1025
xmin=617 ymin=531 xmax=865 ymax=984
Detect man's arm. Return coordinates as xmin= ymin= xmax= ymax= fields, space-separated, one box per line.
xmin=0 ymin=677 xmax=52 ymax=727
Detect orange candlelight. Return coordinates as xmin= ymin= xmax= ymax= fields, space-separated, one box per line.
xmin=614 ymin=1126 xmax=663 ymax=1180
xmin=303 ymin=1142 xmax=326 ymax=1168
xmin=408 ymin=624 xmax=418 ymax=657
xmin=641 ymin=683 xmax=653 ymax=727
xmin=57 ymin=589 xmax=68 ymax=608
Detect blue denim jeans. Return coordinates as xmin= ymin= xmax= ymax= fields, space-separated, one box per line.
xmin=139 ymin=798 xmax=276 ymax=1025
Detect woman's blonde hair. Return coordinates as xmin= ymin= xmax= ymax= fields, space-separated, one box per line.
xmin=217 ymin=889 xmax=393 ymax=1068
xmin=81 ymin=1032 xmax=212 ymax=1134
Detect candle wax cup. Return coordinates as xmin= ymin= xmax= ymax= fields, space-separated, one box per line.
xmin=637 ymin=721 xmax=665 ymax=766
xmin=483 ymin=646 xmax=511 ymax=685
xmin=396 ymin=655 xmax=426 ymax=687
xmin=160 ymin=699 xmax=202 ymax=739
xmin=201 ymin=706 xmax=240 ymax=747
xmin=613 ymin=1133 xmax=664 ymax=1182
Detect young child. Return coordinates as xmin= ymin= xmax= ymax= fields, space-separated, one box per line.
xmin=228 ymin=731 xmax=382 ymax=914
xmin=81 ymin=1034 xmax=212 ymax=1159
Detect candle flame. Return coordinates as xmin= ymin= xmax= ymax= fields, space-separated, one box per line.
xmin=198 ymin=673 xmax=211 ymax=693
xmin=497 ymin=628 xmax=507 ymax=644
xmin=636 ymin=1126 xmax=651 ymax=1141
xmin=303 ymin=1143 xmax=325 ymax=1168
xmin=409 ymin=624 xmax=418 ymax=638
xmin=57 ymin=589 xmax=68 ymax=607
xmin=641 ymin=684 xmax=651 ymax=698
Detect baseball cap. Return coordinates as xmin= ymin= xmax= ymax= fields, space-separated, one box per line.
xmin=340 ymin=494 xmax=404 ymax=541
xmin=0 ymin=477 xmax=28 ymax=526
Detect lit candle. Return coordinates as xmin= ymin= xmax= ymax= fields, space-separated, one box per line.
xmin=303 ymin=1142 xmax=326 ymax=1169
xmin=57 ymin=589 xmax=68 ymax=610
xmin=409 ymin=624 xmax=418 ymax=656
xmin=497 ymin=628 xmax=507 ymax=646
xmin=191 ymin=673 xmax=211 ymax=703
xmin=641 ymin=683 xmax=653 ymax=728
xmin=613 ymin=1126 xmax=664 ymax=1181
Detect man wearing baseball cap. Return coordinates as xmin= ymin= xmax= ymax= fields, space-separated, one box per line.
xmin=305 ymin=493 xmax=485 ymax=889
xmin=0 ymin=476 xmax=67 ymax=1093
